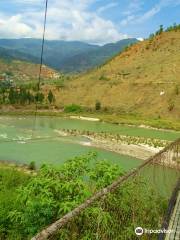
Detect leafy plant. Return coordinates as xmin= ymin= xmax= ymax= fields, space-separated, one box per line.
xmin=1 ymin=153 xmax=167 ymax=239
xmin=28 ymin=161 xmax=36 ymax=170
xmin=64 ymin=104 xmax=82 ymax=113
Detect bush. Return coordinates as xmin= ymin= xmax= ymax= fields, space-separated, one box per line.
xmin=0 ymin=168 xmax=30 ymax=239
xmin=99 ymin=75 xmax=109 ymax=81
xmin=28 ymin=161 xmax=36 ymax=170
xmin=95 ymin=101 xmax=101 ymax=111
xmin=64 ymin=104 xmax=82 ymax=113
xmin=1 ymin=153 xmax=167 ymax=239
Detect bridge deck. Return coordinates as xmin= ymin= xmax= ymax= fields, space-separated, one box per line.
xmin=165 ymin=191 xmax=180 ymax=240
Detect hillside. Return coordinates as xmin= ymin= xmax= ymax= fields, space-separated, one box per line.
xmin=0 ymin=47 xmax=39 ymax=63
xmin=55 ymin=39 xmax=138 ymax=72
xmin=0 ymin=38 xmax=138 ymax=73
xmin=0 ymin=58 xmax=61 ymax=84
xmin=53 ymin=30 xmax=180 ymax=121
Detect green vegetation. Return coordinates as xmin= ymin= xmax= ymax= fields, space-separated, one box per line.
xmin=149 ymin=23 xmax=180 ymax=39
xmin=28 ymin=161 xmax=36 ymax=170
xmin=64 ymin=104 xmax=82 ymax=113
xmin=47 ymin=90 xmax=55 ymax=104
xmin=166 ymin=23 xmax=180 ymax=32
xmin=0 ymin=38 xmax=138 ymax=73
xmin=0 ymin=83 xmax=57 ymax=106
xmin=0 ymin=153 xmax=166 ymax=239
xmin=95 ymin=100 xmax=101 ymax=111
xmin=0 ymin=166 xmax=30 ymax=239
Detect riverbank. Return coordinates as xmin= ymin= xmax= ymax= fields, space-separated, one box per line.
xmin=0 ymin=161 xmax=36 ymax=175
xmin=56 ymin=129 xmax=167 ymax=160
xmin=85 ymin=138 xmax=159 ymax=160
xmin=0 ymin=108 xmax=180 ymax=131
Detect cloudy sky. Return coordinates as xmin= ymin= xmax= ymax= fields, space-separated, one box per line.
xmin=0 ymin=0 xmax=180 ymax=45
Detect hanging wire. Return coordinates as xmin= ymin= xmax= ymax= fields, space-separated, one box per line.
xmin=32 ymin=0 xmax=49 ymax=135
xmin=37 ymin=0 xmax=48 ymax=92
xmin=0 ymin=0 xmax=49 ymax=144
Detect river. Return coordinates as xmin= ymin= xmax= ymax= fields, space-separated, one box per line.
xmin=0 ymin=116 xmax=179 ymax=172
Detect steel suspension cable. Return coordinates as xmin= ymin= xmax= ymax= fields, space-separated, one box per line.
xmin=32 ymin=0 xmax=49 ymax=135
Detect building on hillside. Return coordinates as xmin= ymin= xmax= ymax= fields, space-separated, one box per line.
xmin=41 ymin=65 xmax=60 ymax=79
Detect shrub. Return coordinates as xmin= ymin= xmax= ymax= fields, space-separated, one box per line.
xmin=95 ymin=100 xmax=101 ymax=111
xmin=0 ymin=168 xmax=30 ymax=239
xmin=28 ymin=161 xmax=36 ymax=170
xmin=64 ymin=104 xmax=82 ymax=113
xmin=1 ymin=153 xmax=167 ymax=239
xmin=99 ymin=75 xmax=109 ymax=81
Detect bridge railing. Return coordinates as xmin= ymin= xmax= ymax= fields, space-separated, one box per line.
xmin=32 ymin=138 xmax=180 ymax=240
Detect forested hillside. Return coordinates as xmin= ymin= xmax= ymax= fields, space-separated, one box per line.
xmin=0 ymin=38 xmax=138 ymax=73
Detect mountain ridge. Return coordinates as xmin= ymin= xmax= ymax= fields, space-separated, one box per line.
xmin=0 ymin=38 xmax=138 ymax=73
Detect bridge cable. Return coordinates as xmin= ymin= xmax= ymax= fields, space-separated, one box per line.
xmin=32 ymin=0 xmax=49 ymax=136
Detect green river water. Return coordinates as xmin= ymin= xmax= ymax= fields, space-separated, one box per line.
xmin=0 ymin=116 xmax=179 ymax=171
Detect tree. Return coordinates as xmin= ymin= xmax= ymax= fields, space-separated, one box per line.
xmin=8 ymin=87 xmax=18 ymax=104
xmin=95 ymin=100 xmax=101 ymax=111
xmin=26 ymin=91 xmax=34 ymax=104
xmin=159 ymin=24 xmax=164 ymax=34
xmin=47 ymin=90 xmax=55 ymax=104
xmin=156 ymin=24 xmax=164 ymax=35
xmin=19 ymin=87 xmax=27 ymax=105
xmin=35 ymin=92 xmax=44 ymax=103
xmin=0 ymin=86 xmax=6 ymax=104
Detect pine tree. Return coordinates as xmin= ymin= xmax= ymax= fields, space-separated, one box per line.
xmin=47 ymin=90 xmax=55 ymax=104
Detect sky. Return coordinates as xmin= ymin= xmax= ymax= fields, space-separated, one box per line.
xmin=0 ymin=0 xmax=180 ymax=45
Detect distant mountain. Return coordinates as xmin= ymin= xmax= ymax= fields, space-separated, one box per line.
xmin=0 ymin=46 xmax=39 ymax=63
xmin=0 ymin=38 xmax=138 ymax=73
xmin=58 ymin=39 xmax=138 ymax=72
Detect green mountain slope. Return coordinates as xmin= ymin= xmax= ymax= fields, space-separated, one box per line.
xmin=0 ymin=46 xmax=40 ymax=63
xmin=58 ymin=39 xmax=138 ymax=72
xmin=0 ymin=38 xmax=138 ymax=73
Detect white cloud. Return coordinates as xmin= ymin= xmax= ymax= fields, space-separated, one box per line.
xmin=0 ymin=13 xmax=32 ymax=38
xmin=0 ymin=0 xmax=128 ymax=44
xmin=120 ymin=0 xmax=180 ymax=26
xmin=97 ymin=2 xmax=119 ymax=14
xmin=122 ymin=0 xmax=143 ymax=16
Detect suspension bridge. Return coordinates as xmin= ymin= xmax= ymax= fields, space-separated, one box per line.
xmin=31 ymin=138 xmax=180 ymax=240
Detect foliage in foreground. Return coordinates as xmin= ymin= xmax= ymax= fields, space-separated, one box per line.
xmin=0 ymin=167 xmax=30 ymax=239
xmin=0 ymin=154 xmax=166 ymax=239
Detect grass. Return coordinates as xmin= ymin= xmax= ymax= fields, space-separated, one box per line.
xmin=48 ymin=30 xmax=180 ymax=123
xmin=0 ymin=166 xmax=31 ymax=239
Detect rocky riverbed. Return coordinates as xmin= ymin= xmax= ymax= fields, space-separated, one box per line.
xmin=55 ymin=129 xmax=170 ymax=160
